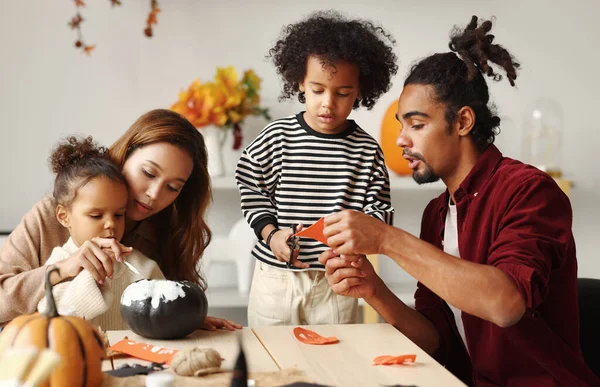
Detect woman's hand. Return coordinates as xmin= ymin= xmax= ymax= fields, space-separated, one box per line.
xmin=269 ymin=225 xmax=310 ymax=268
xmin=202 ymin=316 xmax=243 ymax=331
xmin=53 ymin=238 xmax=132 ymax=285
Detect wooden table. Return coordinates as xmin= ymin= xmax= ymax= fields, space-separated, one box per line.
xmin=103 ymin=328 xmax=278 ymax=373
xmin=103 ymin=324 xmax=465 ymax=387
xmin=253 ymin=323 xmax=465 ymax=387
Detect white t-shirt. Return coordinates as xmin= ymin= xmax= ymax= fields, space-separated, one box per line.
xmin=443 ymin=200 xmax=468 ymax=350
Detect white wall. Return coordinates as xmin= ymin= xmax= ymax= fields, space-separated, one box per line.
xmin=1 ymin=0 xmax=599 ymax=282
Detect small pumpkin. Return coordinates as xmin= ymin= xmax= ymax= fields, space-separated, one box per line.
xmin=380 ymin=99 xmax=412 ymax=176
xmin=0 ymin=267 xmax=106 ymax=387
xmin=120 ymin=279 xmax=208 ymax=339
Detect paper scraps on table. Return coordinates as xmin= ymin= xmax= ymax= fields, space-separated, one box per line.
xmin=372 ymin=354 xmax=417 ymax=366
xmin=293 ymin=217 xmax=328 ymax=245
xmin=109 ymin=338 xmax=179 ymax=365
xmin=293 ymin=327 xmax=339 ymax=345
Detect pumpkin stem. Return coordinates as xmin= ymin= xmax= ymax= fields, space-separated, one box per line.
xmin=44 ymin=266 xmax=60 ymax=318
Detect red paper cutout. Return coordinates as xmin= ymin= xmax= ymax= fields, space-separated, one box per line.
xmin=293 ymin=217 xmax=328 ymax=245
xmin=109 ymin=338 xmax=179 ymax=365
xmin=372 ymin=354 xmax=417 ymax=365
xmin=293 ymin=327 xmax=339 ymax=345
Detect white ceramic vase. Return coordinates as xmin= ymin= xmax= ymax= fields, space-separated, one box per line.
xmin=201 ymin=125 xmax=227 ymax=177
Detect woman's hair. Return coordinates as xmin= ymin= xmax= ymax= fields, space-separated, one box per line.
xmin=405 ymin=15 xmax=520 ymax=151
xmin=109 ymin=109 xmax=211 ymax=288
xmin=50 ymin=136 xmax=126 ymax=207
xmin=268 ymin=10 xmax=398 ymax=110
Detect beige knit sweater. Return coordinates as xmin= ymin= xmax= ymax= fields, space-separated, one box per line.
xmin=37 ymin=237 xmax=165 ymax=331
xmin=0 ymin=196 xmax=161 ymax=324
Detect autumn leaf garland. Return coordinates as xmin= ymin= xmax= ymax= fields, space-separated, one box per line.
xmin=69 ymin=0 xmax=160 ymax=55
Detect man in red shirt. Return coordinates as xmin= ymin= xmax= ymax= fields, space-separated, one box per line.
xmin=319 ymin=16 xmax=599 ymax=386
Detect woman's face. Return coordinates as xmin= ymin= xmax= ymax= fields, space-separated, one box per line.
xmin=122 ymin=143 xmax=194 ymax=221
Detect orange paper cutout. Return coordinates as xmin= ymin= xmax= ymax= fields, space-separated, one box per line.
xmin=293 ymin=327 xmax=339 ymax=345
xmin=293 ymin=217 xmax=328 ymax=245
xmin=109 ymin=338 xmax=179 ymax=365
xmin=372 ymin=354 xmax=417 ymax=365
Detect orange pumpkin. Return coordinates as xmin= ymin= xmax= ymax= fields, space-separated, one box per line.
xmin=380 ymin=99 xmax=412 ymax=176
xmin=0 ymin=267 xmax=106 ymax=387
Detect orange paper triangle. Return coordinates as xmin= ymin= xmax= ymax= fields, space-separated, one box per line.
xmin=293 ymin=217 xmax=328 ymax=245
xmin=109 ymin=338 xmax=179 ymax=365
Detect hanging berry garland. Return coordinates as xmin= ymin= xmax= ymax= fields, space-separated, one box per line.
xmin=144 ymin=0 xmax=160 ymax=37
xmin=68 ymin=0 xmax=161 ymax=55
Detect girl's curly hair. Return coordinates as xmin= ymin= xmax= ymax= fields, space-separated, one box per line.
xmin=405 ymin=15 xmax=520 ymax=151
xmin=268 ymin=10 xmax=398 ymax=110
xmin=50 ymin=136 xmax=126 ymax=207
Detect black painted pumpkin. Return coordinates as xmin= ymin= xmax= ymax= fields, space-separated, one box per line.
xmin=120 ymin=279 xmax=208 ymax=339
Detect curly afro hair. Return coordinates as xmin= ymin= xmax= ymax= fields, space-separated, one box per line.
xmin=405 ymin=15 xmax=520 ymax=151
xmin=50 ymin=136 xmax=126 ymax=207
xmin=268 ymin=10 xmax=398 ymax=110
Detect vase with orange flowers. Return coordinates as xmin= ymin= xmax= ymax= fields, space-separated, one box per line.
xmin=170 ymin=67 xmax=271 ymax=177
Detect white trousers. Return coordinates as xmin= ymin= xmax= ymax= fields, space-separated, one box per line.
xmin=248 ymin=261 xmax=359 ymax=327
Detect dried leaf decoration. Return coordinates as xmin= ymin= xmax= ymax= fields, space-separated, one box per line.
xmin=144 ymin=0 xmax=160 ymax=37
xmin=68 ymin=0 xmax=160 ymax=55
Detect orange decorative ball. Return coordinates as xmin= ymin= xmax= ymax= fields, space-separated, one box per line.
xmin=0 ymin=267 xmax=106 ymax=386
xmin=380 ymin=99 xmax=412 ymax=176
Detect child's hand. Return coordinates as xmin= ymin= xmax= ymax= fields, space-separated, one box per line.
xmin=269 ymin=225 xmax=310 ymax=269
xmin=54 ymin=238 xmax=133 ymax=285
xmin=94 ymin=237 xmax=133 ymax=263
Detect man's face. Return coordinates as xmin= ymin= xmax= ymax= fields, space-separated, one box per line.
xmin=395 ymin=84 xmax=459 ymax=184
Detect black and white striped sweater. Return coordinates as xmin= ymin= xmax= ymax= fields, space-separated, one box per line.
xmin=235 ymin=112 xmax=394 ymax=270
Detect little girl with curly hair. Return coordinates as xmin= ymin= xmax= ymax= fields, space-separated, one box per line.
xmin=236 ymin=10 xmax=398 ymax=326
xmin=38 ymin=136 xmax=164 ymax=330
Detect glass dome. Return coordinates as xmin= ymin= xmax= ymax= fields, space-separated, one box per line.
xmin=521 ymin=98 xmax=563 ymax=177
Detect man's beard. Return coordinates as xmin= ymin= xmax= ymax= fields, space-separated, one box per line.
xmin=413 ymin=165 xmax=440 ymax=184
xmin=403 ymin=149 xmax=440 ymax=185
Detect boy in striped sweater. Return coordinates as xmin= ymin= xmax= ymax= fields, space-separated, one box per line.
xmin=235 ymin=10 xmax=397 ymax=327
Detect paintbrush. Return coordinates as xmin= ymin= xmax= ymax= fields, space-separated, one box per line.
xmin=123 ymin=259 xmax=142 ymax=277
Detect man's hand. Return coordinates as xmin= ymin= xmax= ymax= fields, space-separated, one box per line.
xmin=323 ymin=210 xmax=389 ymax=256
xmin=318 ymin=250 xmax=378 ymax=299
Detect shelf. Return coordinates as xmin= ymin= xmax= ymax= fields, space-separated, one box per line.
xmin=210 ymin=175 xmax=445 ymax=191
xmin=205 ymin=286 xmax=249 ymax=308
xmin=205 ymin=282 xmax=416 ymax=309
xmin=211 ymin=175 xmax=238 ymax=189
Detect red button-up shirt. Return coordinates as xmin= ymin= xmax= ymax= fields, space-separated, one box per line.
xmin=415 ymin=145 xmax=598 ymax=386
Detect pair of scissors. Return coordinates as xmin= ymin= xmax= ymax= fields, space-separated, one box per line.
xmin=286 ymin=224 xmax=300 ymax=269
